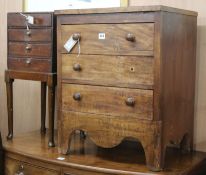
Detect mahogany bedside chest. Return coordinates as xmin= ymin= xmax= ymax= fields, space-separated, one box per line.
xmin=5 ymin=12 xmax=56 ymax=147
xmin=56 ymin=6 xmax=197 ymax=171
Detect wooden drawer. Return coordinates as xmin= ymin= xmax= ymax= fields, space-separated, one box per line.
xmin=8 ymin=28 xmax=52 ymax=42
xmin=62 ymin=54 xmax=154 ymax=88
xmin=8 ymin=42 xmax=52 ymax=58
xmin=63 ymin=168 xmax=111 ymax=175
xmin=8 ymin=58 xmax=51 ymax=73
xmin=8 ymin=13 xmax=52 ymax=27
xmin=5 ymin=157 xmax=58 ymax=175
xmin=62 ymin=84 xmax=153 ymax=120
xmin=61 ymin=23 xmax=154 ymax=56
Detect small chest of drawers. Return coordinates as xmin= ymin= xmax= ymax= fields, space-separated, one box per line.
xmin=5 ymin=12 xmax=56 ymax=147
xmin=56 ymin=6 xmax=197 ymax=171
xmin=7 ymin=12 xmax=56 ymax=73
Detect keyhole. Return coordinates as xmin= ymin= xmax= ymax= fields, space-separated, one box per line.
xmin=130 ymin=67 xmax=135 ymax=72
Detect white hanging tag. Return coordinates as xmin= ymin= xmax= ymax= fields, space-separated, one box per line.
xmin=64 ymin=36 xmax=78 ymax=53
xmin=27 ymin=15 xmax=34 ymax=25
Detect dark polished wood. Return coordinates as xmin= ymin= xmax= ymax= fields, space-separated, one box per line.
xmin=5 ymin=74 xmax=14 ymax=140
xmin=5 ymin=70 xmax=57 ymax=147
xmin=7 ymin=13 xmax=52 ymax=27
xmin=6 ymin=12 xmax=56 ymax=147
xmin=41 ymin=82 xmax=47 ymax=134
xmin=56 ymin=6 xmax=197 ymax=171
xmin=3 ymin=131 xmax=206 ymax=175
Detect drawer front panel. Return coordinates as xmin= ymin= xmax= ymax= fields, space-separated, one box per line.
xmin=62 ymin=54 xmax=154 ymax=88
xmin=9 ymin=42 xmax=52 ymax=58
xmin=62 ymin=84 xmax=153 ymax=120
xmin=5 ymin=157 xmax=58 ymax=175
xmin=63 ymin=169 xmax=111 ymax=175
xmin=8 ymin=58 xmax=51 ymax=73
xmin=61 ymin=23 xmax=154 ymax=56
xmin=8 ymin=13 xmax=52 ymax=27
xmin=8 ymin=28 xmax=52 ymax=42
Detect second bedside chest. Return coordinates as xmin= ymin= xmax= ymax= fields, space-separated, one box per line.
xmin=5 ymin=12 xmax=56 ymax=147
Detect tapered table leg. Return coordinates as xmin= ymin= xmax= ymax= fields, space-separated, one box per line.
xmin=47 ymin=77 xmax=55 ymax=147
xmin=5 ymin=71 xmax=14 ymax=140
xmin=41 ymin=82 xmax=47 ymax=134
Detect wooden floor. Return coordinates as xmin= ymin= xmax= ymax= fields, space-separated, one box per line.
xmin=3 ymin=131 xmax=206 ymax=175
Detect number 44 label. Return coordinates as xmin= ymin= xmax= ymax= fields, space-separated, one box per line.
xmin=99 ymin=33 xmax=106 ymax=40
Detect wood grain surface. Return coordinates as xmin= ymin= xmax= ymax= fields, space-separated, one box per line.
xmin=61 ymin=23 xmax=154 ymax=56
xmin=3 ymin=131 xmax=206 ymax=175
xmin=0 ymin=0 xmax=206 ymax=158
xmin=8 ymin=28 xmax=52 ymax=42
xmin=129 ymin=0 xmax=206 ymax=153
xmin=8 ymin=58 xmax=51 ymax=73
xmin=55 ymin=5 xmax=197 ymax=16
xmin=7 ymin=13 xmax=52 ymax=27
xmin=62 ymin=54 xmax=154 ymax=88
xmin=5 ymin=158 xmax=59 ymax=175
xmin=62 ymin=84 xmax=153 ymax=120
xmin=8 ymin=42 xmax=52 ymax=58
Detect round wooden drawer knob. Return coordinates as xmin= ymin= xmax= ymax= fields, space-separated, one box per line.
xmin=26 ymin=30 xmax=32 ymax=36
xmin=73 ymin=92 xmax=81 ymax=101
xmin=25 ymin=44 xmax=32 ymax=51
xmin=125 ymin=97 xmax=135 ymax=106
xmin=126 ymin=33 xmax=135 ymax=42
xmin=73 ymin=63 xmax=81 ymax=71
xmin=72 ymin=33 xmax=81 ymax=41
xmin=25 ymin=59 xmax=31 ymax=64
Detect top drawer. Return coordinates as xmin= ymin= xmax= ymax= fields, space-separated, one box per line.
xmin=61 ymin=23 xmax=154 ymax=56
xmin=8 ymin=13 xmax=52 ymax=27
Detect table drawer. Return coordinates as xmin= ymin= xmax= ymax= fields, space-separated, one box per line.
xmin=61 ymin=23 xmax=154 ymax=56
xmin=8 ymin=13 xmax=52 ymax=27
xmin=8 ymin=42 xmax=52 ymax=58
xmin=8 ymin=58 xmax=51 ymax=73
xmin=8 ymin=28 xmax=52 ymax=42
xmin=62 ymin=54 xmax=154 ymax=88
xmin=5 ymin=157 xmax=58 ymax=175
xmin=63 ymin=168 xmax=112 ymax=175
xmin=62 ymin=84 xmax=153 ymax=120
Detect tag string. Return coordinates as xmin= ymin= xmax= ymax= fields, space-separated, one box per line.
xmin=77 ymin=39 xmax=81 ymax=57
xmin=19 ymin=13 xmax=30 ymax=31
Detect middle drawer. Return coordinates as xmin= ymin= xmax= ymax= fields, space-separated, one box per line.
xmin=62 ymin=84 xmax=153 ymax=120
xmin=62 ymin=54 xmax=154 ymax=89
xmin=8 ymin=28 xmax=52 ymax=42
xmin=8 ymin=42 xmax=52 ymax=58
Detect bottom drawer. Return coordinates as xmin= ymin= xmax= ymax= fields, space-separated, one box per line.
xmin=8 ymin=58 xmax=52 ymax=73
xmin=5 ymin=157 xmax=59 ymax=175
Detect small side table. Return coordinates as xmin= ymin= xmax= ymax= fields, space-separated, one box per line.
xmin=5 ymin=70 xmax=56 ymax=147
xmin=6 ymin=12 xmax=56 ymax=147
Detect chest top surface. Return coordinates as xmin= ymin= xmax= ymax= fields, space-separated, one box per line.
xmin=55 ymin=5 xmax=197 ymax=16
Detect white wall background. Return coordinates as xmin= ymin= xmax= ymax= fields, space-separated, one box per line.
xmin=26 ymin=0 xmax=120 ymax=11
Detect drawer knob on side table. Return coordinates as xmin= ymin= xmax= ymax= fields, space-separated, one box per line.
xmin=72 ymin=33 xmax=81 ymax=41
xmin=73 ymin=92 xmax=81 ymax=101
xmin=26 ymin=59 xmax=31 ymax=64
xmin=73 ymin=63 xmax=81 ymax=71
xmin=26 ymin=30 xmax=32 ymax=36
xmin=25 ymin=44 xmax=32 ymax=51
xmin=126 ymin=33 xmax=136 ymax=42
xmin=125 ymin=97 xmax=135 ymax=107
